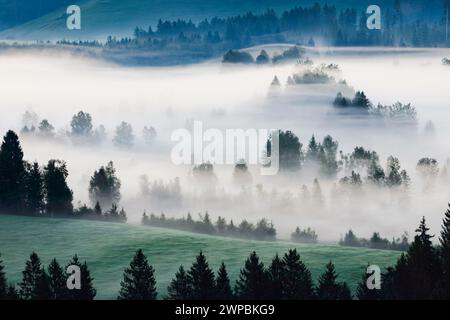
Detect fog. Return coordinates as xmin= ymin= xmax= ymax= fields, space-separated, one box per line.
xmin=1 ymin=46 xmax=450 ymax=242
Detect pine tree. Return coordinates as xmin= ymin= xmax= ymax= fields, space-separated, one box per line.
xmin=94 ymin=201 xmax=102 ymax=215
xmin=167 ymin=265 xmax=191 ymax=300
xmin=215 ymin=262 xmax=233 ymax=299
xmin=34 ymin=268 xmax=51 ymax=300
xmin=316 ymin=261 xmax=342 ymax=300
xmin=267 ymin=254 xmax=284 ymax=299
xmin=235 ymin=251 xmax=269 ymax=299
xmin=47 ymin=258 xmax=67 ymax=300
xmin=0 ymin=253 xmax=7 ymax=299
xmin=44 ymin=160 xmax=73 ymax=215
xmin=439 ymin=204 xmax=450 ymax=298
xmin=19 ymin=252 xmax=44 ymax=300
xmin=118 ymin=249 xmax=157 ymax=300
xmin=282 ymin=249 xmax=315 ymax=299
xmin=0 ymin=130 xmax=26 ymax=214
xmin=65 ymin=255 xmax=96 ymax=300
xmin=24 ymin=162 xmax=44 ymax=215
xmin=188 ymin=251 xmax=215 ymax=299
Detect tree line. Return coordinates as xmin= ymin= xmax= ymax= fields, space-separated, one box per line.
xmin=0 ymin=130 xmax=126 ymax=222
xmin=4 ymin=207 xmax=450 ymax=300
xmin=339 ymin=230 xmax=409 ymax=251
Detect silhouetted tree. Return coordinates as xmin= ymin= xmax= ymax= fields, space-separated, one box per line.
xmin=439 ymin=204 xmax=450 ymax=298
xmin=47 ymin=259 xmax=67 ymax=300
xmin=215 ymin=262 xmax=233 ymax=299
xmin=167 ymin=265 xmax=191 ymax=300
xmin=0 ymin=130 xmax=26 ymax=214
xmin=188 ymin=251 xmax=215 ymax=299
xmin=316 ymin=261 xmax=351 ymax=300
xmin=65 ymin=255 xmax=96 ymax=300
xmin=24 ymin=162 xmax=44 ymax=215
xmin=44 ymin=160 xmax=73 ymax=215
xmin=235 ymin=251 xmax=269 ymax=299
xmin=19 ymin=252 xmax=44 ymax=300
xmin=118 ymin=249 xmax=157 ymax=300
xmin=89 ymin=161 xmax=121 ymax=208
xmin=282 ymin=249 xmax=315 ymax=299
xmin=267 ymin=254 xmax=284 ymax=299
xmin=0 ymin=254 xmax=7 ymax=299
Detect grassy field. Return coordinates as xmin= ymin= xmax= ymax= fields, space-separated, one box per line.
xmin=0 ymin=214 xmax=400 ymax=299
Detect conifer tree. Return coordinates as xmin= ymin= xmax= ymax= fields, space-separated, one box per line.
xmin=439 ymin=204 xmax=450 ymax=298
xmin=47 ymin=258 xmax=67 ymax=300
xmin=267 ymin=254 xmax=284 ymax=299
xmin=316 ymin=261 xmax=343 ymax=300
xmin=188 ymin=251 xmax=215 ymax=300
xmin=282 ymin=249 xmax=315 ymax=299
xmin=34 ymin=268 xmax=51 ymax=300
xmin=235 ymin=251 xmax=269 ymax=299
xmin=24 ymin=162 xmax=44 ymax=215
xmin=215 ymin=262 xmax=233 ymax=299
xmin=0 ymin=254 xmax=7 ymax=299
xmin=65 ymin=255 xmax=96 ymax=300
xmin=19 ymin=252 xmax=44 ymax=300
xmin=0 ymin=130 xmax=26 ymax=214
xmin=118 ymin=249 xmax=157 ymax=300
xmin=167 ymin=265 xmax=191 ymax=300
xmin=44 ymin=160 xmax=73 ymax=215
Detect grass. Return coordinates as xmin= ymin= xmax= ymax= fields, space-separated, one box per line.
xmin=0 ymin=214 xmax=400 ymax=299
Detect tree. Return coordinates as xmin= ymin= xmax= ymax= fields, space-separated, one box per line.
xmin=439 ymin=204 xmax=450 ymax=298
xmin=65 ymin=255 xmax=96 ymax=300
xmin=316 ymin=261 xmax=350 ymax=300
xmin=256 ymin=50 xmax=270 ymax=64
xmin=24 ymin=162 xmax=44 ymax=215
xmin=235 ymin=251 xmax=269 ymax=299
xmin=167 ymin=265 xmax=191 ymax=300
xmin=19 ymin=252 xmax=44 ymax=300
xmin=215 ymin=262 xmax=233 ymax=299
xmin=89 ymin=161 xmax=121 ymax=208
xmin=267 ymin=254 xmax=284 ymax=299
xmin=118 ymin=249 xmax=157 ymax=300
xmin=356 ymin=265 xmax=382 ymax=300
xmin=282 ymin=249 xmax=315 ymax=299
xmin=306 ymin=135 xmax=319 ymax=162
xmin=94 ymin=201 xmax=102 ymax=215
xmin=70 ymin=111 xmax=93 ymax=139
xmin=0 ymin=130 xmax=26 ymax=214
xmin=113 ymin=122 xmax=134 ymax=148
xmin=267 ymin=130 xmax=302 ymax=171
xmin=0 ymin=254 xmax=7 ymax=299
xmin=38 ymin=120 xmax=55 ymax=138
xmin=47 ymin=259 xmax=67 ymax=300
xmin=188 ymin=251 xmax=215 ymax=299
xmin=44 ymin=160 xmax=73 ymax=215
xmin=143 ymin=126 xmax=157 ymax=145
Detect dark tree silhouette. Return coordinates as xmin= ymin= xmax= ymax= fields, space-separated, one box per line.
xmin=47 ymin=258 xmax=67 ymax=300
xmin=118 ymin=249 xmax=157 ymax=300
xmin=267 ymin=254 xmax=284 ymax=299
xmin=167 ymin=265 xmax=191 ymax=300
xmin=316 ymin=261 xmax=351 ymax=300
xmin=24 ymin=162 xmax=44 ymax=215
xmin=439 ymin=204 xmax=450 ymax=298
xmin=44 ymin=160 xmax=73 ymax=215
xmin=282 ymin=249 xmax=315 ymax=299
xmin=0 ymin=254 xmax=7 ymax=299
xmin=188 ymin=251 xmax=215 ymax=300
xmin=215 ymin=262 xmax=233 ymax=299
xmin=89 ymin=161 xmax=121 ymax=209
xmin=0 ymin=130 xmax=26 ymax=214
xmin=19 ymin=252 xmax=44 ymax=300
xmin=235 ymin=251 xmax=269 ymax=299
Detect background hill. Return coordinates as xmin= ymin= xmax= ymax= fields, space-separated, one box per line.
xmin=0 ymin=214 xmax=400 ymax=299
xmin=0 ymin=0 xmax=414 ymax=41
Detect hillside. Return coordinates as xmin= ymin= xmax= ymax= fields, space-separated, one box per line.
xmin=0 ymin=0 xmax=407 ymax=41
xmin=0 ymin=214 xmax=401 ymax=299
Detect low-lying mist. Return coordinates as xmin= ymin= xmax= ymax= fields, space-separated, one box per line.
xmin=1 ymin=46 xmax=450 ymax=242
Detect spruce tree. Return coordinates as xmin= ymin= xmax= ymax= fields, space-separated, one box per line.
xmin=118 ymin=249 xmax=157 ymax=300
xmin=167 ymin=265 xmax=191 ymax=300
xmin=34 ymin=268 xmax=51 ymax=300
xmin=65 ymin=255 xmax=96 ymax=300
xmin=24 ymin=162 xmax=44 ymax=215
xmin=267 ymin=254 xmax=284 ymax=299
xmin=439 ymin=204 xmax=450 ymax=298
xmin=282 ymin=249 xmax=315 ymax=299
xmin=188 ymin=251 xmax=215 ymax=300
xmin=0 ymin=253 xmax=7 ymax=299
xmin=316 ymin=261 xmax=342 ymax=300
xmin=19 ymin=252 xmax=44 ymax=300
xmin=215 ymin=262 xmax=233 ymax=299
xmin=47 ymin=258 xmax=67 ymax=300
xmin=235 ymin=251 xmax=269 ymax=299
xmin=0 ymin=130 xmax=26 ymax=214
xmin=44 ymin=160 xmax=73 ymax=215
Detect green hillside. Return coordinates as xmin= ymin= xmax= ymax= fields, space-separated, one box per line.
xmin=0 ymin=214 xmax=400 ymax=299
xmin=0 ymin=0 xmax=400 ymax=40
